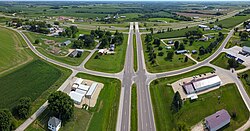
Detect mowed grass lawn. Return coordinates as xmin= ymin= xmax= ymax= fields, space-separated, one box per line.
xmin=131 ymin=84 xmax=137 ymax=131
xmin=150 ymin=66 xmax=249 ymax=130
xmin=0 ymin=60 xmax=63 ymax=109
xmin=85 ymin=35 xmax=128 ymax=73
xmin=216 ymin=15 xmax=250 ymax=29
xmin=211 ymin=52 xmax=246 ymax=70
xmin=24 ymin=31 xmax=91 ymax=66
xmin=142 ymin=35 xmax=195 ymax=73
xmin=0 ymin=27 xmax=32 ymax=73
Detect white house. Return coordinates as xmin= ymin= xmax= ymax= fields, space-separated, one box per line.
xmin=48 ymin=117 xmax=61 ymax=131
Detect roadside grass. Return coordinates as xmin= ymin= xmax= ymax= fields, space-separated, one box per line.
xmin=131 ymin=84 xmax=137 ymax=131
xmin=239 ymin=70 xmax=250 ymax=97
xmin=142 ymin=35 xmax=196 ymax=73
xmin=24 ymin=31 xmax=91 ymax=66
xmin=150 ymin=77 xmax=249 ymax=131
xmin=0 ymin=26 xmax=32 ymax=73
xmin=210 ymin=52 xmax=246 ymax=70
xmin=153 ymin=27 xmax=198 ymax=39
xmin=133 ymin=34 xmax=138 ymax=72
xmin=76 ymin=73 xmax=121 ymax=131
xmin=85 ymin=35 xmax=128 ymax=73
xmin=216 ymin=15 xmax=250 ymax=29
xmin=148 ymin=17 xmax=178 ymax=22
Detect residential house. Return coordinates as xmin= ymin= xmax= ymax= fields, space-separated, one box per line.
xmin=205 ymin=109 xmax=231 ymax=131
xmin=48 ymin=117 xmax=61 ymax=131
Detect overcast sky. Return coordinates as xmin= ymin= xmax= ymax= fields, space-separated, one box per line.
xmin=0 ymin=0 xmax=249 ymax=1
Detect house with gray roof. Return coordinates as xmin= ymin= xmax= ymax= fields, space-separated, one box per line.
xmin=205 ymin=109 xmax=231 ymax=131
xmin=242 ymin=46 xmax=250 ymax=54
xmin=48 ymin=117 xmax=61 ymax=131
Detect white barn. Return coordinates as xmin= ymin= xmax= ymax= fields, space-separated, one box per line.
xmin=86 ymin=82 xmax=98 ymax=99
xmin=193 ymin=75 xmax=221 ymax=92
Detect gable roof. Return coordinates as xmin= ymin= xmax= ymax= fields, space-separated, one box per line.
xmin=48 ymin=117 xmax=61 ymax=127
xmin=205 ymin=109 xmax=231 ymax=129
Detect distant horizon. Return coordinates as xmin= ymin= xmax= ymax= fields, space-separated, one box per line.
xmin=0 ymin=0 xmax=250 ymax=1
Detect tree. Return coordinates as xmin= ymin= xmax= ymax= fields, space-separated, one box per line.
xmin=54 ymin=21 xmax=60 ymax=25
xmin=183 ymin=39 xmax=188 ymax=44
xmin=65 ymin=28 xmax=72 ymax=37
xmin=184 ymin=56 xmax=188 ymax=62
xmin=34 ymin=39 xmax=40 ymax=44
xmin=228 ymin=58 xmax=239 ymax=69
xmin=179 ymin=43 xmax=185 ymax=50
xmin=0 ymin=110 xmax=11 ymax=131
xmin=12 ymin=97 xmax=31 ymax=119
xmin=158 ymin=52 xmax=164 ymax=56
xmin=84 ymin=35 xmax=95 ymax=48
xmin=240 ymin=32 xmax=248 ymax=41
xmin=171 ymin=91 xmax=182 ymax=113
xmin=150 ymin=28 xmax=153 ymax=34
xmin=48 ymin=91 xmax=74 ymax=122
xmin=99 ymin=36 xmax=109 ymax=49
xmin=174 ymin=122 xmax=189 ymax=131
xmin=166 ymin=51 xmax=174 ymax=60
xmin=153 ymin=38 xmax=161 ymax=47
xmin=174 ymin=41 xmax=179 ymax=50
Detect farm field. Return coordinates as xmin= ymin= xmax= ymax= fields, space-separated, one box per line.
xmin=85 ymin=35 xmax=128 ymax=73
xmin=215 ymin=15 xmax=250 ymax=29
xmin=142 ymin=35 xmax=196 ymax=73
xmin=150 ymin=71 xmax=249 ymax=131
xmin=148 ymin=17 xmax=178 ymax=22
xmin=24 ymin=31 xmax=92 ymax=66
xmin=27 ymin=73 xmax=121 ymax=131
xmin=211 ymin=52 xmax=246 ymax=70
xmin=153 ymin=27 xmax=199 ymax=39
xmin=131 ymin=84 xmax=137 ymax=131
xmin=0 ymin=27 xmax=32 ymax=73
xmin=239 ymin=70 xmax=250 ymax=97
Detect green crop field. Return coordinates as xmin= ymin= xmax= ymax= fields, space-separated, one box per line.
xmin=149 ymin=17 xmax=178 ymax=22
xmin=131 ymin=84 xmax=137 ymax=131
xmin=0 ymin=27 xmax=32 ymax=73
xmin=0 ymin=60 xmax=61 ymax=109
xmin=85 ymin=35 xmax=128 ymax=73
xmin=151 ymin=73 xmax=249 ymax=131
xmin=216 ymin=15 xmax=250 ymax=29
xmin=211 ymin=52 xmax=246 ymax=70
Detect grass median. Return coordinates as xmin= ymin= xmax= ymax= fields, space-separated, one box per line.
xmin=131 ymin=84 xmax=138 ymax=131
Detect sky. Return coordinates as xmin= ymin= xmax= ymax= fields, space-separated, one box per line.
xmin=0 ymin=0 xmax=249 ymax=1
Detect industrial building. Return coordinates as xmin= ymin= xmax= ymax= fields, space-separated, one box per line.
xmin=69 ymin=91 xmax=85 ymax=105
xmin=86 ymin=82 xmax=98 ymax=99
xmin=205 ymin=109 xmax=231 ymax=131
xmin=242 ymin=46 xmax=250 ymax=54
xmin=183 ymin=75 xmax=221 ymax=94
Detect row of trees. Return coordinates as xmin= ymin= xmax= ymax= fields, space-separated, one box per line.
xmin=99 ymin=30 xmax=124 ymax=49
xmin=72 ymin=35 xmax=95 ymax=49
xmin=59 ymin=25 xmax=79 ymax=38
xmin=199 ymin=32 xmax=224 ymax=55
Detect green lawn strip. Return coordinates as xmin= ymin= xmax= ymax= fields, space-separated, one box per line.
xmin=76 ymin=73 xmax=121 ymax=131
xmin=153 ymin=27 xmax=198 ymax=39
xmin=210 ymin=52 xmax=246 ymax=70
xmin=216 ymin=15 xmax=250 ymax=29
xmin=150 ymin=79 xmax=249 ymax=131
xmin=148 ymin=17 xmax=178 ymax=22
xmin=0 ymin=27 xmax=32 ymax=73
xmin=85 ymin=35 xmax=128 ymax=73
xmin=133 ymin=34 xmax=138 ymax=72
xmin=239 ymin=70 xmax=250 ymax=97
xmin=142 ymin=35 xmax=196 ymax=73
xmin=131 ymin=83 xmax=137 ymax=131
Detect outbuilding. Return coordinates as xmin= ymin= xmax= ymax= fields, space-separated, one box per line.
xmin=60 ymin=40 xmax=71 ymax=47
xmin=74 ymin=78 xmax=83 ymax=86
xmin=48 ymin=117 xmax=61 ymax=131
xmin=242 ymin=46 xmax=250 ymax=54
xmin=205 ymin=109 xmax=231 ymax=131
xmin=78 ymin=84 xmax=90 ymax=91
xmin=69 ymin=91 xmax=84 ymax=105
xmin=176 ymin=50 xmax=188 ymax=54
xmin=86 ymin=82 xmax=98 ymax=99
xmin=192 ymin=75 xmax=221 ymax=92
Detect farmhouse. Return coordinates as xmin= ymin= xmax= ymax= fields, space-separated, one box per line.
xmin=183 ymin=75 xmax=221 ymax=94
xmin=86 ymin=82 xmax=98 ymax=99
xmin=60 ymin=40 xmax=71 ymax=47
xmin=242 ymin=46 xmax=250 ymax=54
xmin=48 ymin=117 xmax=61 ymax=131
xmin=205 ymin=109 xmax=231 ymax=131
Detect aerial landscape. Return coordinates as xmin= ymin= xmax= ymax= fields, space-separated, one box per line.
xmin=0 ymin=0 xmax=250 ymax=131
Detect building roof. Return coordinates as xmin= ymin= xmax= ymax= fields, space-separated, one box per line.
xmin=193 ymin=75 xmax=221 ymax=90
xmin=74 ymin=78 xmax=83 ymax=85
xmin=86 ymin=82 xmax=98 ymax=97
xmin=69 ymin=91 xmax=84 ymax=103
xmin=78 ymin=84 xmax=90 ymax=91
xmin=198 ymin=24 xmax=208 ymax=28
xmin=63 ymin=40 xmax=71 ymax=45
xmin=48 ymin=117 xmax=61 ymax=127
xmin=243 ymin=46 xmax=250 ymax=53
xmin=183 ymin=83 xmax=195 ymax=94
xmin=75 ymin=89 xmax=87 ymax=96
xmin=176 ymin=50 xmax=188 ymax=54
xmin=205 ymin=109 xmax=231 ymax=129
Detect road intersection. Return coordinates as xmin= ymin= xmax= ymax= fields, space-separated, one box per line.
xmin=11 ymin=20 xmax=250 ymax=131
